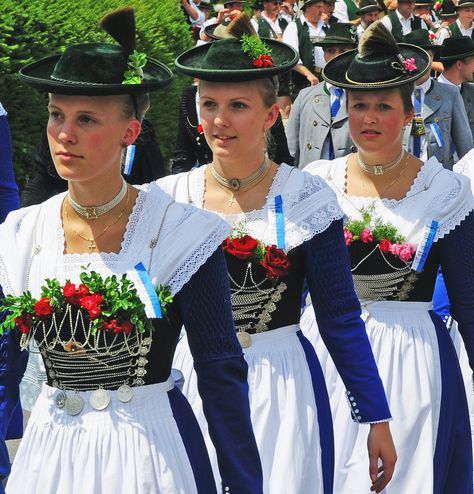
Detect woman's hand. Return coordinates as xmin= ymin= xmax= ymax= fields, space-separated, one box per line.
xmin=367 ymin=422 xmax=397 ymax=492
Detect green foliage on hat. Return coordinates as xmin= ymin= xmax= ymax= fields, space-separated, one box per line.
xmin=0 ymin=0 xmax=194 ymax=190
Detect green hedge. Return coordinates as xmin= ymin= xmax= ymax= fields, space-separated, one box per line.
xmin=1 ymin=0 xmax=194 ymax=189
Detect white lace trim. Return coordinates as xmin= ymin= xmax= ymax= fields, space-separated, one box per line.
xmin=166 ymin=220 xmax=230 ymax=294
xmin=162 ymin=164 xmax=345 ymax=251
xmin=306 ymin=156 xmax=474 ymax=245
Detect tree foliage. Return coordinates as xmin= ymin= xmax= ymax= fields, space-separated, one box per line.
xmin=1 ymin=0 xmax=194 ymax=189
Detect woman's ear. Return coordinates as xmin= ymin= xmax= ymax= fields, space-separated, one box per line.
xmin=122 ymin=119 xmax=142 ymax=146
xmin=264 ymin=103 xmax=281 ymax=130
xmin=404 ymin=108 xmax=415 ymax=127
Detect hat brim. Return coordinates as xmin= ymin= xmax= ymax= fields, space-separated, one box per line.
xmin=357 ymin=6 xmax=382 ymax=13
xmin=456 ymin=1 xmax=474 ymax=8
xmin=312 ymin=38 xmax=357 ymax=47
xmin=440 ymin=49 xmax=474 ymax=61
xmin=19 ymin=55 xmax=173 ymax=95
xmin=322 ymin=43 xmax=431 ymax=89
xmin=175 ymin=39 xmax=299 ymax=82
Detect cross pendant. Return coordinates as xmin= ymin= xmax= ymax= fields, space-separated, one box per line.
xmin=88 ymin=240 xmax=96 ymax=252
xmin=229 ymin=194 xmax=235 ymax=206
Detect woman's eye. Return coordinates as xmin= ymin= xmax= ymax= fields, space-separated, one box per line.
xmin=49 ymin=111 xmax=62 ymax=120
xmin=201 ymin=100 xmax=215 ymax=109
xmin=232 ymin=101 xmax=247 ymax=109
xmin=379 ymin=104 xmax=391 ymax=111
xmin=78 ymin=115 xmax=94 ymax=124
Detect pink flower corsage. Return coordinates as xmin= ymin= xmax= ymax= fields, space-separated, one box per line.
xmin=403 ymin=57 xmax=417 ymax=74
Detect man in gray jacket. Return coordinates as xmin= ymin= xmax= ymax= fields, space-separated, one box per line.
xmin=402 ymin=30 xmax=472 ymax=169
xmin=287 ymin=23 xmax=357 ymax=168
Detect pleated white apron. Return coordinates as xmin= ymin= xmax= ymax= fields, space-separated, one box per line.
xmin=173 ymin=324 xmax=325 ymax=494
xmin=302 ymin=300 xmax=443 ymax=493
xmin=7 ymin=378 xmax=199 ymax=494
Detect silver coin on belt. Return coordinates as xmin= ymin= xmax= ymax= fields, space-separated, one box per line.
xmin=65 ymin=393 xmax=85 ymax=416
xmin=89 ymin=388 xmax=111 ymax=411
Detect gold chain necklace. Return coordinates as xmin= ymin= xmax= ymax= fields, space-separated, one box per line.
xmin=64 ymin=187 xmax=130 ymax=252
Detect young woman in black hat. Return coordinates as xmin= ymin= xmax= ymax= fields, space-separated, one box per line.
xmin=0 ymin=8 xmax=263 ymax=494
xmin=160 ymin=13 xmax=396 ymax=494
xmin=303 ymin=20 xmax=474 ymax=494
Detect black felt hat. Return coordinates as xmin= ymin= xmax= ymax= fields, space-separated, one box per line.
xmin=456 ymin=0 xmax=474 ymax=9
xmin=176 ymin=13 xmax=298 ymax=81
xmin=322 ymin=20 xmax=430 ymax=89
xmin=18 ymin=8 xmax=172 ymax=95
xmin=357 ymin=0 xmax=383 ymax=14
xmin=439 ymin=0 xmax=456 ymax=15
xmin=302 ymin=0 xmax=325 ymax=9
xmin=312 ymin=23 xmax=358 ymax=46
xmin=414 ymin=0 xmax=432 ymax=6
xmin=440 ymin=36 xmax=474 ymax=61
xmin=403 ymin=29 xmax=440 ymax=51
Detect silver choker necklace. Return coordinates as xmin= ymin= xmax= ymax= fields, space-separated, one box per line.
xmin=357 ymin=149 xmax=405 ymax=176
xmin=67 ymin=179 xmax=128 ymax=220
xmin=211 ymin=155 xmax=270 ymax=191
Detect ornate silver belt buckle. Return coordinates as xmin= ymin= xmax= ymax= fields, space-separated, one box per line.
xmin=89 ymin=388 xmax=111 ymax=411
xmin=65 ymin=393 xmax=85 ymax=416
xmin=237 ymin=331 xmax=252 ymax=348
xmin=117 ymin=384 xmax=133 ymax=403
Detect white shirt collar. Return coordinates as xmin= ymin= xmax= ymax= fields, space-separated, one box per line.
xmin=438 ymin=73 xmax=461 ymax=89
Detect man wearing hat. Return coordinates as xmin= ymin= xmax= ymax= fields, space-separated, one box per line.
xmin=251 ymin=0 xmax=288 ymax=40
xmin=436 ymin=0 xmax=474 ymax=44
xmin=356 ymin=0 xmax=384 ymax=39
xmin=322 ymin=0 xmax=340 ymax=25
xmin=380 ymin=0 xmax=428 ymax=41
xmin=434 ymin=0 xmax=457 ymax=35
xmin=402 ymin=30 xmax=472 ymax=168
xmin=287 ymin=23 xmax=357 ymax=167
xmin=414 ymin=0 xmax=439 ymax=30
xmin=223 ymin=0 xmax=246 ymax=9
xmin=438 ymin=36 xmax=474 ymax=141
xmin=283 ymin=0 xmax=327 ymax=100
xmin=280 ymin=0 xmax=300 ymax=23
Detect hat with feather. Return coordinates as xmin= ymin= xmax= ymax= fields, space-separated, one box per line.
xmin=322 ymin=20 xmax=430 ymax=89
xmin=175 ymin=12 xmax=298 ymax=81
xmin=18 ymin=7 xmax=173 ymax=95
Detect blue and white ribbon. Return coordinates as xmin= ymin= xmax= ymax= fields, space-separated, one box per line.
xmin=131 ymin=262 xmax=162 ymax=318
xmin=429 ymin=123 xmax=443 ymax=148
xmin=269 ymin=195 xmax=286 ymax=249
xmin=412 ymin=220 xmax=438 ymax=272
xmin=123 ymin=144 xmax=136 ymax=176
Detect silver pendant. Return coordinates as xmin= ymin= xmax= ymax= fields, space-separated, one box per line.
xmin=55 ymin=391 xmax=67 ymax=409
xmin=65 ymin=393 xmax=85 ymax=416
xmin=117 ymin=384 xmax=133 ymax=403
xmin=89 ymin=388 xmax=111 ymax=411
xmin=237 ymin=331 xmax=252 ymax=348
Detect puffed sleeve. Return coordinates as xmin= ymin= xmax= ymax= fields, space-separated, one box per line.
xmin=175 ymin=248 xmax=263 ymax=494
xmin=0 ymin=286 xmax=29 ymax=486
xmin=439 ymin=211 xmax=474 ymax=373
xmin=302 ymin=219 xmax=392 ymax=423
xmin=0 ymin=108 xmax=19 ymax=222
